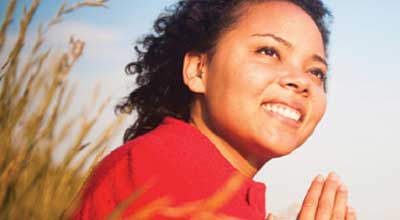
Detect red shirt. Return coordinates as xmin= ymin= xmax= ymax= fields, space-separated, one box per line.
xmin=72 ymin=117 xmax=266 ymax=219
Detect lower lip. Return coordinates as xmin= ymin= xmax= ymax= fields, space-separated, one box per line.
xmin=262 ymin=106 xmax=302 ymax=129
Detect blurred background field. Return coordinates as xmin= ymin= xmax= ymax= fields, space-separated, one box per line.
xmin=1 ymin=0 xmax=400 ymax=220
xmin=0 ymin=1 xmax=125 ymax=219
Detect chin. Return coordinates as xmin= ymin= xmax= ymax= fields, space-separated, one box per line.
xmin=260 ymin=139 xmax=303 ymax=159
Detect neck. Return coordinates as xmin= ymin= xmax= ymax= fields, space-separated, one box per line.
xmin=190 ymin=102 xmax=259 ymax=178
xmin=217 ymin=142 xmax=259 ymax=178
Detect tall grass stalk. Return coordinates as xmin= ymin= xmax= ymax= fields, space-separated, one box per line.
xmin=0 ymin=0 xmax=124 ymax=219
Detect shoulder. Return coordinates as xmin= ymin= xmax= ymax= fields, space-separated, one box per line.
xmin=80 ymin=119 xmax=193 ymax=196
xmin=73 ymin=118 xmax=241 ymax=219
xmin=72 ymin=125 xmax=176 ymax=219
xmin=82 ymin=128 xmax=168 ymax=193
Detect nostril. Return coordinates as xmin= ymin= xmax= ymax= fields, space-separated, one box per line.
xmin=279 ymin=74 xmax=310 ymax=96
xmin=286 ymin=82 xmax=308 ymax=95
xmin=286 ymin=82 xmax=298 ymax=89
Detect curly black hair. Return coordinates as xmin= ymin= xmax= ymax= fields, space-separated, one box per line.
xmin=116 ymin=0 xmax=332 ymax=142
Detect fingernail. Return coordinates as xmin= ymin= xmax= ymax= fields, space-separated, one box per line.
xmin=328 ymin=172 xmax=339 ymax=181
xmin=339 ymin=184 xmax=348 ymax=192
xmin=315 ymin=174 xmax=324 ymax=183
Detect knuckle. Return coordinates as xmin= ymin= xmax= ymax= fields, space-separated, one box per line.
xmin=303 ymin=197 xmax=318 ymax=208
xmin=318 ymin=198 xmax=332 ymax=209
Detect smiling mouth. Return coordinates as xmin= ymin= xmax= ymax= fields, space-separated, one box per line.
xmin=262 ymin=103 xmax=303 ymax=122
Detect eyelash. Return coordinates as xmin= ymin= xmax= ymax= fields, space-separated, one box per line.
xmin=309 ymin=68 xmax=326 ymax=82
xmin=256 ymin=46 xmax=327 ymax=83
xmin=256 ymin=46 xmax=280 ymax=59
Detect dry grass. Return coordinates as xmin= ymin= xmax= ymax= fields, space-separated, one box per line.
xmin=107 ymin=173 xmax=247 ymax=220
xmin=0 ymin=0 xmax=124 ymax=219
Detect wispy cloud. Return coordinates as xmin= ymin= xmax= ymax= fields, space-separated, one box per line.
xmin=0 ymin=20 xmax=133 ymax=132
xmin=48 ymin=21 xmax=122 ymax=44
xmin=1 ymin=21 xmax=129 ymax=65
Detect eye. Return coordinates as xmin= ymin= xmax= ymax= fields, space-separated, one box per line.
xmin=256 ymin=46 xmax=280 ymax=59
xmin=309 ymin=68 xmax=326 ymax=82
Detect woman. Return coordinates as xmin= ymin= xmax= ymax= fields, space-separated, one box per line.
xmin=73 ymin=0 xmax=356 ymax=219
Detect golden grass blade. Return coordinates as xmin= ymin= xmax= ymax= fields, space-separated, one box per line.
xmin=107 ymin=180 xmax=162 ymax=220
xmin=0 ymin=0 xmax=123 ymax=219
xmin=63 ymin=0 xmax=110 ymax=14
xmin=0 ymin=0 xmax=17 ymax=53
xmin=1 ymin=0 xmax=40 ymax=80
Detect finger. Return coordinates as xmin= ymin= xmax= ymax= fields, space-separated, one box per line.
xmin=345 ymin=206 xmax=357 ymax=220
xmin=315 ymin=172 xmax=340 ymax=220
xmin=298 ymin=175 xmax=324 ymax=220
xmin=266 ymin=213 xmax=275 ymax=220
xmin=331 ymin=184 xmax=348 ymax=220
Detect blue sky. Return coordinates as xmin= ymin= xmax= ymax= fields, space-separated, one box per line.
xmin=1 ymin=0 xmax=400 ymax=219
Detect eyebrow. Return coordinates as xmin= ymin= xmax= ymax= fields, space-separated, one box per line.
xmin=252 ymin=33 xmax=328 ymax=67
xmin=312 ymin=54 xmax=328 ymax=68
xmin=252 ymin=33 xmax=293 ymax=48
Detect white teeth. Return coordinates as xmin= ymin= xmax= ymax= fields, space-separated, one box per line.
xmin=263 ymin=103 xmax=302 ymax=121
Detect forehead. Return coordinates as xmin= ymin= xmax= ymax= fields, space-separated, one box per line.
xmin=221 ymin=1 xmax=326 ymax=57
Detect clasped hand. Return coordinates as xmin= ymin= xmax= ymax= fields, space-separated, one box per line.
xmin=268 ymin=172 xmax=357 ymax=220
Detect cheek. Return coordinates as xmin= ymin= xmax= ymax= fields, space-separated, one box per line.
xmin=237 ymin=63 xmax=279 ymax=95
xmin=210 ymin=63 xmax=271 ymax=99
xmin=312 ymin=92 xmax=327 ymax=121
xmin=248 ymin=62 xmax=279 ymax=80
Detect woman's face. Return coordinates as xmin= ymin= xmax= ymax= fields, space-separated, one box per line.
xmin=193 ymin=1 xmax=327 ymax=164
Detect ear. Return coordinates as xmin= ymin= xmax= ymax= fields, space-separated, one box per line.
xmin=182 ymin=52 xmax=207 ymax=94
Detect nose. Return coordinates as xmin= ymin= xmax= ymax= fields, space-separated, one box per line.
xmin=278 ymin=72 xmax=310 ymax=97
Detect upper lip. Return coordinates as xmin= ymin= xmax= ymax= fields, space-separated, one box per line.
xmin=262 ymin=98 xmax=306 ymax=121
